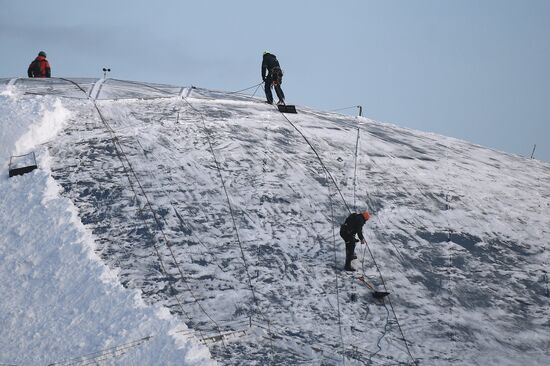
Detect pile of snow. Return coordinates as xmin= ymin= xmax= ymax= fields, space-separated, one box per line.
xmin=0 ymin=87 xmax=214 ymax=365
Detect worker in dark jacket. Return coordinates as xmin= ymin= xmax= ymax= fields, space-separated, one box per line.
xmin=340 ymin=212 xmax=370 ymax=271
xmin=28 ymin=51 xmax=51 ymax=78
xmin=261 ymin=51 xmax=285 ymax=105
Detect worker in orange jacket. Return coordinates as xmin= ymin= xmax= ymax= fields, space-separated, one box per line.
xmin=340 ymin=212 xmax=370 ymax=271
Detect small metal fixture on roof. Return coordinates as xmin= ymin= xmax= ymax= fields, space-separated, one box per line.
xmin=102 ymin=67 xmax=111 ymax=79
xmin=530 ymin=144 xmax=537 ymax=159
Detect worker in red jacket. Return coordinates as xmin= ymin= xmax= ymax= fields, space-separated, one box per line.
xmin=27 ymin=51 xmax=51 ymax=78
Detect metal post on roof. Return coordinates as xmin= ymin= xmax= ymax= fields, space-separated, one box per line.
xmin=357 ymin=105 xmax=362 ymax=117
xmin=102 ymin=67 xmax=111 ymax=79
xmin=530 ymin=144 xmax=537 ymax=159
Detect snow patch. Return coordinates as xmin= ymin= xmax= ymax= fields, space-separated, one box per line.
xmin=1 ymin=94 xmax=215 ymax=365
xmin=15 ymin=98 xmax=72 ymax=155
xmin=0 ymin=85 xmax=18 ymax=98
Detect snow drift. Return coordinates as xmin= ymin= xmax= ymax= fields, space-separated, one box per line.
xmin=0 ymin=83 xmax=214 ymax=366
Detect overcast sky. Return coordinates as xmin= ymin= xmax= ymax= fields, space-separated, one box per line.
xmin=1 ymin=0 xmax=549 ymax=162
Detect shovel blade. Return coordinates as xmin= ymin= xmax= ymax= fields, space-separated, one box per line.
xmin=277 ymin=104 xmax=297 ymax=114
xmin=372 ymin=291 xmax=390 ymax=299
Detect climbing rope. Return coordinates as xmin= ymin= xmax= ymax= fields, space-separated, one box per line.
xmin=443 ymin=140 xmax=456 ymax=363
xmin=64 ymin=77 xmax=277 ymax=355
xmin=41 ymin=78 xmax=417 ymax=363
xmin=180 ymin=96 xmax=276 ymax=360
xmin=57 ymin=78 xmax=224 ymax=345
xmin=343 ymin=116 xmax=416 ymax=364
xmin=362 ymin=240 xmax=415 ymax=364
xmin=251 ymin=82 xmax=263 ymax=97
xmin=47 ymin=336 xmax=152 ymax=366
xmin=327 ymin=171 xmax=347 ymax=365
xmin=96 ymin=101 xmax=223 ymax=338
xmin=131 ymin=138 xmax=231 ymax=276
xmin=180 ymin=87 xmax=356 ymax=363
xmin=356 ymin=141 xmax=421 ymax=265
xmin=353 ymin=127 xmax=360 ymax=212
xmin=269 ymin=103 xmax=418 ymax=364
xmin=370 ymin=303 xmax=391 ymax=363
xmin=184 ymin=83 xmax=420 ymax=363
xmin=260 ymin=96 xmax=420 ymax=363
xmin=275 ymin=107 xmax=352 ymax=214
xmin=328 ymin=106 xmax=360 ymax=113
xmin=181 ymin=97 xmax=258 ymax=304
xmin=225 ymin=82 xmax=263 ymax=96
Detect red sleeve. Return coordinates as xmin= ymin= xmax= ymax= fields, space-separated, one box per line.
xmin=45 ymin=60 xmax=51 ymax=78
xmin=28 ymin=61 xmax=34 ymax=77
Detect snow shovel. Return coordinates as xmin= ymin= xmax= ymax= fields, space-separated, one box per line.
xmin=277 ymin=104 xmax=297 ymax=114
xmin=358 ymin=276 xmax=390 ymax=299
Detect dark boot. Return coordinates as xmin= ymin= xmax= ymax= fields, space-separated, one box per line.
xmin=344 ymin=264 xmax=356 ymax=272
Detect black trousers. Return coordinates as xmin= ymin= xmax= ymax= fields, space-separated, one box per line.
xmin=341 ymin=231 xmax=356 ymax=268
xmin=264 ymin=74 xmax=285 ymax=104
